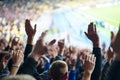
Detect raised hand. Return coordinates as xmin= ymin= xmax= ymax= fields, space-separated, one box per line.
xmin=105 ymin=31 xmax=115 ymax=63
xmin=58 ymin=39 xmax=65 ymax=49
xmin=111 ymin=26 xmax=120 ymax=55
xmin=85 ymin=22 xmax=99 ymax=47
xmin=106 ymin=47 xmax=114 ymax=63
xmin=58 ymin=39 xmax=65 ymax=56
xmin=25 ymin=19 xmax=36 ymax=37
xmin=12 ymin=50 xmax=24 ymax=67
xmin=47 ymin=39 xmax=56 ymax=48
xmin=25 ymin=19 xmax=36 ymax=44
xmin=47 ymin=45 xmax=58 ymax=58
xmin=31 ymin=30 xmax=56 ymax=61
xmin=10 ymin=50 xmax=24 ymax=75
xmin=11 ymin=37 xmax=20 ymax=49
xmin=82 ymin=54 xmax=96 ymax=80
xmin=111 ymin=31 xmax=115 ymax=42
xmin=32 ymin=30 xmax=48 ymax=55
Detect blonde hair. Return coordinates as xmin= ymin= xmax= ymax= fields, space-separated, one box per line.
xmin=2 ymin=74 xmax=36 ymax=80
xmin=49 ymin=60 xmax=68 ymax=80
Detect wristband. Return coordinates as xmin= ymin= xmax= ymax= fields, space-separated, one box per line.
xmin=12 ymin=64 xmax=19 ymax=68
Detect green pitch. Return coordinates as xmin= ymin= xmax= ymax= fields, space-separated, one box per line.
xmin=86 ymin=4 xmax=120 ymax=28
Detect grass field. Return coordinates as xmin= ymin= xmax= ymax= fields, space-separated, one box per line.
xmin=86 ymin=4 xmax=120 ymax=27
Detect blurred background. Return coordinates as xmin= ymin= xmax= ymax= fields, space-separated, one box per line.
xmin=0 ymin=0 xmax=120 ymax=50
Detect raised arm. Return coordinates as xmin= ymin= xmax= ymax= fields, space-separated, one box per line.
xmin=10 ymin=50 xmax=24 ymax=76
xmin=82 ymin=54 xmax=96 ymax=80
xmin=24 ymin=19 xmax=36 ymax=60
xmin=106 ymin=25 xmax=120 ymax=80
xmin=18 ymin=30 xmax=55 ymax=80
xmin=85 ymin=22 xmax=101 ymax=80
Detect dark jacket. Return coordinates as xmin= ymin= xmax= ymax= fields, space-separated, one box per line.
xmin=18 ymin=57 xmax=51 ymax=80
xmin=0 ymin=67 xmax=10 ymax=79
xmin=91 ymin=48 xmax=101 ymax=80
xmin=24 ymin=44 xmax=33 ymax=60
xmin=105 ymin=60 xmax=120 ymax=80
xmin=101 ymin=62 xmax=110 ymax=80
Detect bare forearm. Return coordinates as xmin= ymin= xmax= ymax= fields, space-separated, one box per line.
xmin=93 ymin=41 xmax=100 ymax=48
xmin=29 ymin=53 xmax=40 ymax=62
xmin=27 ymin=37 xmax=34 ymax=44
xmin=82 ymin=72 xmax=91 ymax=80
xmin=10 ymin=66 xmax=19 ymax=76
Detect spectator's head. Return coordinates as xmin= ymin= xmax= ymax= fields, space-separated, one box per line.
xmin=0 ymin=38 xmax=7 ymax=52
xmin=49 ymin=60 xmax=68 ymax=80
xmin=2 ymin=74 xmax=36 ymax=80
xmin=0 ymin=51 xmax=11 ymax=72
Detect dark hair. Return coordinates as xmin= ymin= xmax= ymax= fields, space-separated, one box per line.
xmin=0 ymin=51 xmax=9 ymax=60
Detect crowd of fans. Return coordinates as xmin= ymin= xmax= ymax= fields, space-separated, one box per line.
xmin=0 ymin=0 xmax=54 ymax=41
xmin=0 ymin=18 xmax=120 ymax=80
xmin=1 ymin=0 xmax=120 ymax=80
xmin=0 ymin=0 xmax=114 ymax=42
